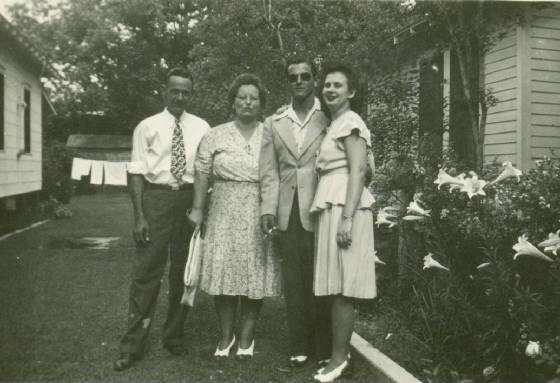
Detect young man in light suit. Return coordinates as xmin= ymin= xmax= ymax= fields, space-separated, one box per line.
xmin=260 ymin=57 xmax=332 ymax=368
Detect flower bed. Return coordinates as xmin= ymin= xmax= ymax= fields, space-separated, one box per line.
xmin=364 ymin=157 xmax=560 ymax=382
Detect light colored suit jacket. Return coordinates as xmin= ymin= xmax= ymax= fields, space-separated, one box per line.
xmin=259 ymin=107 xmax=329 ymax=232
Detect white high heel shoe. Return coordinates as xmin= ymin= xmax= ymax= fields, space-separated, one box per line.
xmin=214 ymin=335 xmax=235 ymax=357
xmin=313 ymin=358 xmax=351 ymax=382
xmin=235 ymin=340 xmax=254 ymax=359
xmin=316 ymin=353 xmax=351 ymax=374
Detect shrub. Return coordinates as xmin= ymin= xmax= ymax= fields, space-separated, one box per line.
xmin=373 ymin=157 xmax=560 ymax=382
xmin=42 ymin=138 xmax=73 ymax=204
xmin=37 ymin=196 xmax=73 ymax=219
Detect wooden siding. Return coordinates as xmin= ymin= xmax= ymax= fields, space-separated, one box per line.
xmin=529 ymin=5 xmax=560 ymax=164
xmin=0 ymin=43 xmax=43 ymax=199
xmin=484 ymin=28 xmax=519 ymax=164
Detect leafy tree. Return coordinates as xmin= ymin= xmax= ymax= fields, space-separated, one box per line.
xmin=8 ymin=0 xmax=205 ymax=133
xmin=188 ymin=0 xmax=407 ymax=126
xmin=8 ymin=0 xmax=409 ymax=130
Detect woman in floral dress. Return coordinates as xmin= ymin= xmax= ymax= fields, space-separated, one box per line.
xmin=311 ymin=64 xmax=376 ymax=382
xmin=188 ymin=73 xmax=281 ymax=359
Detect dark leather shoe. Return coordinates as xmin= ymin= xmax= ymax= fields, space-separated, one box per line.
xmin=164 ymin=344 xmax=188 ymax=356
xmin=113 ymin=353 xmax=137 ymax=371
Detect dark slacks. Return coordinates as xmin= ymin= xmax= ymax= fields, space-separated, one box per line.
xmin=277 ymin=195 xmax=332 ymax=359
xmin=119 ymin=188 xmax=193 ymax=356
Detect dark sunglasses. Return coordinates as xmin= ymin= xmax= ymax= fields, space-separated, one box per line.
xmin=288 ymin=73 xmax=312 ymax=83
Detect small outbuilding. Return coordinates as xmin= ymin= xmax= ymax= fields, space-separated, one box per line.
xmin=66 ymin=134 xmax=131 ymax=161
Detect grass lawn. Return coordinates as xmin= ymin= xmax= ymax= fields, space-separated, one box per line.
xmin=356 ymin=298 xmax=429 ymax=382
xmin=0 ymin=202 xmax=48 ymax=238
xmin=0 ymin=192 xmax=386 ymax=382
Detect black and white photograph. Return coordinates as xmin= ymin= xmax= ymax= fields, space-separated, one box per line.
xmin=1 ymin=0 xmax=559 ymax=382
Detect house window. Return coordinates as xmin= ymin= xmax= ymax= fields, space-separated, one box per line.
xmin=24 ymin=88 xmax=30 ymax=153
xmin=0 ymin=73 xmax=4 ymax=150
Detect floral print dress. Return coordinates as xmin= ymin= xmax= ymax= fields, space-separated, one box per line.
xmin=195 ymin=121 xmax=281 ymax=299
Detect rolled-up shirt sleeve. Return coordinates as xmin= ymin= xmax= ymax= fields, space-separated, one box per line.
xmin=127 ymin=122 xmax=148 ymax=174
xmin=194 ymin=132 xmax=213 ymax=176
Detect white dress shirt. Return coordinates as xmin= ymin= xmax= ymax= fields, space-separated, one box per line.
xmin=128 ymin=108 xmax=210 ymax=186
xmin=279 ymin=98 xmax=321 ymax=154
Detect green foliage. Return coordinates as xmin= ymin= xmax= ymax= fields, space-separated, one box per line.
xmin=42 ymin=138 xmax=73 ymax=204
xmin=188 ymin=0 xmax=408 ymax=126
xmin=37 ymin=196 xmax=73 ymax=219
xmin=8 ymin=0 xmax=411 ymax=131
xmin=376 ymin=157 xmax=560 ymax=382
xmin=8 ymin=0 xmax=204 ymax=131
xmin=368 ymin=78 xmax=420 ymax=196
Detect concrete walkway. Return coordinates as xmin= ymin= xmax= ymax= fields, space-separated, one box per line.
xmin=0 ymin=192 xmax=386 ymax=382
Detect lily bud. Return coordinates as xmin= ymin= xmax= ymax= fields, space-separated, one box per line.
xmin=525 ymin=341 xmax=541 ymax=357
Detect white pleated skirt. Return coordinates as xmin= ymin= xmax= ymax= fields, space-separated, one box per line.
xmin=313 ymin=205 xmax=377 ymax=299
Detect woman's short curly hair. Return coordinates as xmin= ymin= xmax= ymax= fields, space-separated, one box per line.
xmin=320 ymin=62 xmax=364 ymax=117
xmin=227 ymin=73 xmax=267 ymax=109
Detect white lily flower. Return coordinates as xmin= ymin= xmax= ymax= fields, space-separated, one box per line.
xmin=513 ymin=234 xmax=553 ymax=262
xmin=423 ymin=253 xmax=449 ymax=271
xmin=490 ymin=161 xmax=522 ymax=184
xmin=483 ymin=366 xmax=496 ymax=377
xmin=372 ymin=250 xmax=386 ymax=265
xmin=433 ymin=168 xmax=466 ymax=190
xmin=374 ymin=255 xmax=386 ymax=265
xmin=448 ymin=173 xmax=466 ymax=192
xmin=402 ymin=215 xmax=425 ymax=221
xmin=525 ymin=341 xmax=541 ymax=357
xmin=406 ymin=200 xmax=430 ymax=217
xmin=375 ymin=209 xmax=398 ymax=228
xmin=460 ymin=172 xmax=486 ymax=199
xmin=378 ymin=207 xmax=398 ymax=219
xmin=476 ymin=262 xmax=491 ymax=270
xmin=544 ymin=243 xmax=560 ymax=256
xmin=537 ymin=230 xmax=560 ymax=248
xmin=375 ymin=216 xmax=397 ymax=227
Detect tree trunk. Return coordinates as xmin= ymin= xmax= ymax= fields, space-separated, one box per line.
xmin=446 ymin=8 xmax=482 ymax=171
xmin=454 ymin=42 xmax=482 ymax=171
xmin=477 ymin=52 xmax=487 ymax=170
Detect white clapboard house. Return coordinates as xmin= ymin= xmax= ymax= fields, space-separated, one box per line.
xmin=0 ymin=14 xmax=54 ymax=211
xmin=376 ymin=4 xmax=560 ymax=171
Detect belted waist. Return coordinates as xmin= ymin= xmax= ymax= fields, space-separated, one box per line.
xmin=317 ymin=167 xmax=348 ymax=176
xmin=212 ymin=179 xmax=258 ymax=184
xmin=146 ymin=182 xmax=193 ymax=191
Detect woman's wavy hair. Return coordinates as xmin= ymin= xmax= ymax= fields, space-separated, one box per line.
xmin=227 ymin=73 xmax=267 ymax=111
xmin=319 ymin=62 xmax=365 ymax=119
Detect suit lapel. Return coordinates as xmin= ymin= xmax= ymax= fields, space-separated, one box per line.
xmin=299 ymin=112 xmax=328 ymax=156
xmin=274 ymin=117 xmax=299 ymax=159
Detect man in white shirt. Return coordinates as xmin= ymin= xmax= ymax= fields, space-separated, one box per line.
xmin=114 ymin=68 xmax=210 ymax=371
xmin=260 ymin=57 xmax=332 ymax=368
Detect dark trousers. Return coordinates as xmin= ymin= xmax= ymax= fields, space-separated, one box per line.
xmin=277 ymin=195 xmax=332 ymax=359
xmin=119 ymin=188 xmax=193 ymax=356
